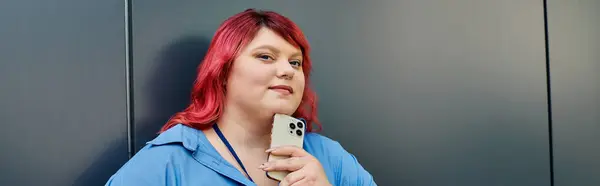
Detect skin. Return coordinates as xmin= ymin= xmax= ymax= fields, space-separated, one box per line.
xmin=202 ymin=27 xmax=331 ymax=186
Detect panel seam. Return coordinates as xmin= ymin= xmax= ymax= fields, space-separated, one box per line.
xmin=125 ymin=0 xmax=135 ymax=159
xmin=542 ymin=0 xmax=554 ymax=185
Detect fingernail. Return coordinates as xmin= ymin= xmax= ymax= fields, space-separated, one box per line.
xmin=265 ymin=148 xmax=274 ymax=153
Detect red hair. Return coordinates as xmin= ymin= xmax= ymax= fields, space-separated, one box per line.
xmin=159 ymin=9 xmax=321 ymax=133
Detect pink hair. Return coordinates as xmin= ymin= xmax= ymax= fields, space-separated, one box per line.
xmin=159 ymin=9 xmax=321 ymax=133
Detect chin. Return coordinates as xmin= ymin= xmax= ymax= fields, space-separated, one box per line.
xmin=264 ymin=102 xmax=299 ymax=116
xmin=268 ymin=107 xmax=296 ymax=116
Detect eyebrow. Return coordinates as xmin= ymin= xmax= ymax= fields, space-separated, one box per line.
xmin=252 ymin=45 xmax=302 ymax=58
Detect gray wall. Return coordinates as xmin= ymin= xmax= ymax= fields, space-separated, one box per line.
xmin=132 ymin=1 xmax=550 ymax=185
xmin=0 ymin=0 xmax=128 ymax=186
xmin=548 ymin=0 xmax=600 ymax=186
xmin=0 ymin=0 xmax=598 ymax=186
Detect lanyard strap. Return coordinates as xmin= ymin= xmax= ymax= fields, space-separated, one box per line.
xmin=212 ymin=124 xmax=255 ymax=183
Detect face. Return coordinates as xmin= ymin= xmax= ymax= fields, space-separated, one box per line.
xmin=225 ymin=27 xmax=305 ymax=117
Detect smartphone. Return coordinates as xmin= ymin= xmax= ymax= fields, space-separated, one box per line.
xmin=266 ymin=114 xmax=306 ymax=181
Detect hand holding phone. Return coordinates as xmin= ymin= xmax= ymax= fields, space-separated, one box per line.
xmin=265 ymin=114 xmax=306 ymax=181
xmin=262 ymin=114 xmax=331 ymax=185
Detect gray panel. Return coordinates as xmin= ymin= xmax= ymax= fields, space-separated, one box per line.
xmin=132 ymin=0 xmax=550 ymax=185
xmin=548 ymin=1 xmax=600 ymax=185
xmin=0 ymin=0 xmax=128 ymax=186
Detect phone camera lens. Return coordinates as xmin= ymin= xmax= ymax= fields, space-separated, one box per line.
xmin=289 ymin=123 xmax=296 ymax=129
xmin=297 ymin=122 xmax=303 ymax=128
xmin=296 ymin=129 xmax=303 ymax=136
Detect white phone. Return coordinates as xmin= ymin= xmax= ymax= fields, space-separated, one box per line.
xmin=266 ymin=113 xmax=306 ymax=181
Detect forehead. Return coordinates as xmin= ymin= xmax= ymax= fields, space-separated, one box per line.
xmin=243 ymin=27 xmax=301 ymax=55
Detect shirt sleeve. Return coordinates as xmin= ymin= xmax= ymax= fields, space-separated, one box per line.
xmin=331 ymin=141 xmax=378 ymax=186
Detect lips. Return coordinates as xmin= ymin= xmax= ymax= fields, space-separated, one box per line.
xmin=269 ymin=85 xmax=294 ymax=94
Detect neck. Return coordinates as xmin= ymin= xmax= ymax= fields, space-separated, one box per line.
xmin=215 ymin=105 xmax=273 ymax=150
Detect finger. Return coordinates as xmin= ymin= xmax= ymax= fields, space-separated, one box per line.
xmin=279 ymin=170 xmax=306 ymax=186
xmin=266 ymin=145 xmax=309 ymax=157
xmin=260 ymin=156 xmax=306 ymax=172
xmin=289 ymin=177 xmax=314 ymax=186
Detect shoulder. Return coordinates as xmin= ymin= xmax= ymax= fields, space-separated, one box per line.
xmin=121 ymin=142 xmax=192 ymax=169
xmin=304 ymin=132 xmax=378 ymax=186
xmin=303 ymin=132 xmax=357 ymax=166
xmin=105 ymin=124 xmax=201 ymax=186
xmin=304 ymin=132 xmax=346 ymax=156
xmin=105 ymin=143 xmax=191 ymax=186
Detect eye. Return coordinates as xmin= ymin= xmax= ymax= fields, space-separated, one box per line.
xmin=289 ymin=60 xmax=302 ymax=68
xmin=256 ymin=54 xmax=274 ymax=61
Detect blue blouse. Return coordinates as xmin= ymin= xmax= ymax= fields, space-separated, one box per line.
xmin=105 ymin=124 xmax=377 ymax=186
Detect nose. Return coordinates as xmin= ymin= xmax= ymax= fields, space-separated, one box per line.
xmin=276 ymin=60 xmax=295 ymax=80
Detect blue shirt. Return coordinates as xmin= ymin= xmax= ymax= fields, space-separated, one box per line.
xmin=105 ymin=124 xmax=377 ymax=186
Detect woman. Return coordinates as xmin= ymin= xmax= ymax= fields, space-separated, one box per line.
xmin=105 ymin=9 xmax=376 ymax=186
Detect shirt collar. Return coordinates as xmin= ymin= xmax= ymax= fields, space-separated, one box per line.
xmin=146 ymin=124 xmax=256 ymax=186
xmin=146 ymin=124 xmax=201 ymax=152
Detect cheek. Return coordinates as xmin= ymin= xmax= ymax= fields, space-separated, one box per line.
xmin=229 ymin=63 xmax=272 ymax=93
xmin=244 ymin=67 xmax=273 ymax=86
xmin=295 ymin=76 xmax=306 ymax=99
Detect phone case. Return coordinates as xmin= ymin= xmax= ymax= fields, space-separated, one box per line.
xmin=266 ymin=114 xmax=306 ymax=181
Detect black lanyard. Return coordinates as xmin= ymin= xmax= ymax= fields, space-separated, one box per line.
xmin=212 ymin=124 xmax=255 ymax=183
